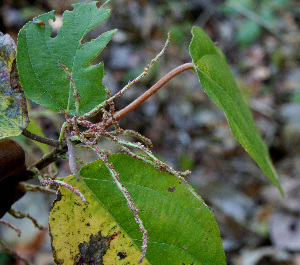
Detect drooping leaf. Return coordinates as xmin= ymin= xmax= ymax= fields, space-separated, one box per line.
xmin=0 ymin=33 xmax=28 ymax=139
xmin=189 ymin=26 xmax=283 ymax=194
xmin=49 ymin=154 xmax=226 ymax=265
xmin=17 ymin=2 xmax=116 ymax=115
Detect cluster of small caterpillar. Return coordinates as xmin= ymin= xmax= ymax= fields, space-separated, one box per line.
xmin=40 ymin=177 xmax=86 ymax=204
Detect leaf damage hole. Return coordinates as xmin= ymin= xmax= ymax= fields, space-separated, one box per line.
xmin=117 ymin=251 xmax=127 ymax=260
xmin=48 ymin=15 xmax=63 ymax=37
xmin=75 ymin=231 xmax=118 ymax=265
xmin=168 ymin=186 xmax=176 ymax=192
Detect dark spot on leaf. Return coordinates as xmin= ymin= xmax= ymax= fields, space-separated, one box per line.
xmin=117 ymin=251 xmax=127 ymax=260
xmin=86 ymin=223 xmax=90 ymax=227
xmin=168 ymin=186 xmax=176 ymax=192
xmin=75 ymin=231 xmax=118 ymax=264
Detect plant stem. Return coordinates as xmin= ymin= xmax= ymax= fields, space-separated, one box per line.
xmin=58 ymin=121 xmax=68 ymax=143
xmin=27 ymin=143 xmax=68 ymax=173
xmin=22 ymin=129 xmax=60 ymax=148
xmin=9 ymin=209 xmax=47 ymax=230
xmin=67 ymin=138 xmax=79 ymax=179
xmin=80 ymin=32 xmax=171 ymax=120
xmin=59 ymin=61 xmax=81 ymax=117
xmin=105 ymin=62 xmax=195 ymax=129
xmin=23 ymin=183 xmax=57 ymax=193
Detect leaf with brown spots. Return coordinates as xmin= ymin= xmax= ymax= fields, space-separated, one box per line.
xmin=0 ymin=33 xmax=28 ymax=139
xmin=49 ymin=154 xmax=226 ymax=264
xmin=49 ymin=175 xmax=150 ymax=265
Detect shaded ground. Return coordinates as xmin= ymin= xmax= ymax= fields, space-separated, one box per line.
xmin=0 ymin=0 xmax=300 ymax=264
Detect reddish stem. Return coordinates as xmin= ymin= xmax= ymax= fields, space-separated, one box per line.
xmin=105 ymin=62 xmax=195 ymax=129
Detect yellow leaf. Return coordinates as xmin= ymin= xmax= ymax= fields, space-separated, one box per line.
xmin=49 ymin=176 xmax=150 ymax=264
xmin=0 ymin=32 xmax=28 ymax=138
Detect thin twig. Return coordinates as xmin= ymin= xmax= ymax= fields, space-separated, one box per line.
xmin=22 ymin=129 xmax=60 ymax=148
xmin=27 ymin=143 xmax=68 ymax=174
xmin=23 ymin=183 xmax=57 ymax=194
xmin=0 ymin=220 xmax=21 ymax=236
xmin=79 ymin=32 xmax=172 ymax=120
xmin=59 ymin=61 xmax=81 ymax=116
xmin=119 ymin=129 xmax=153 ymax=149
xmin=9 ymin=209 xmax=47 ymax=231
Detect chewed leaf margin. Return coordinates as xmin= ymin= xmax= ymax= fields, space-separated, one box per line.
xmin=16 ymin=1 xmax=116 ymax=116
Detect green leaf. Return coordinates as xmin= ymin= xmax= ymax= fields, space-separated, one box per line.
xmin=189 ymin=26 xmax=283 ymax=195
xmin=0 ymin=33 xmax=28 ymax=139
xmin=50 ymin=154 xmax=226 ymax=264
xmin=189 ymin=27 xmax=219 ymax=63
xmin=17 ymin=2 xmax=116 ymax=115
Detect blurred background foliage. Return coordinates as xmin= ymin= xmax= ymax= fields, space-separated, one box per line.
xmin=0 ymin=0 xmax=300 ymax=264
